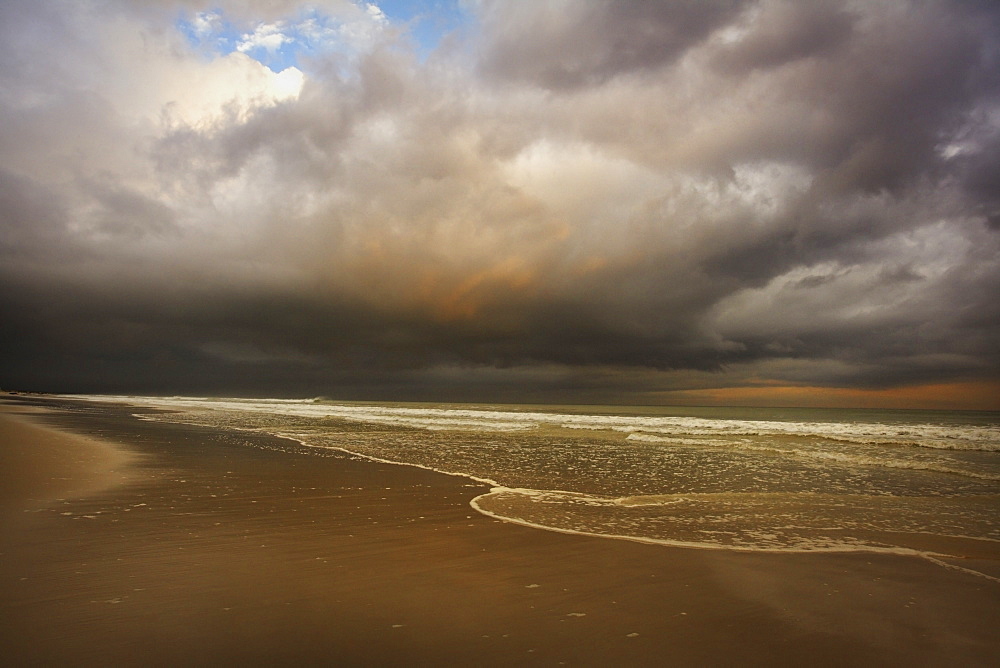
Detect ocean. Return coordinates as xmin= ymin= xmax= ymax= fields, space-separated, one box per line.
xmin=69 ymin=395 xmax=1000 ymax=562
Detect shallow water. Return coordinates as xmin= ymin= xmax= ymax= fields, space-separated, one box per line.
xmin=67 ymin=395 xmax=1000 ymax=558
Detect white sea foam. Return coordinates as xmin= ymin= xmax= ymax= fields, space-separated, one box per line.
xmin=468 ymin=489 xmax=947 ymax=556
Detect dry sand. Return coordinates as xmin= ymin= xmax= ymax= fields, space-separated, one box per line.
xmin=1 ymin=395 xmax=998 ymax=666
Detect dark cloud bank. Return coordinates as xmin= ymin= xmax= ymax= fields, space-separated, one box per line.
xmin=1 ymin=0 xmax=999 ymax=406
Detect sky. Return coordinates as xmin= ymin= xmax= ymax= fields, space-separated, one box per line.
xmin=1 ymin=0 xmax=999 ymax=409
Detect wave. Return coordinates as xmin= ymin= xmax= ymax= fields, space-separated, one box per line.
xmin=469 ymin=488 xmax=1000 ymax=561
xmin=614 ymin=421 xmax=999 ymax=451
xmin=625 ymin=432 xmax=1000 ymax=482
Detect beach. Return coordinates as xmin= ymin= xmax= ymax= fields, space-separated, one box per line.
xmin=2 ymin=394 xmax=998 ymax=666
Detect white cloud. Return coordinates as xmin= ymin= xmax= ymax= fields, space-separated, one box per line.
xmin=501 ymin=139 xmax=667 ymax=240
xmin=271 ymin=66 xmax=306 ymax=100
xmin=237 ymin=21 xmax=294 ymax=53
xmin=117 ymin=43 xmax=304 ymax=129
xmin=366 ymin=3 xmax=387 ymax=23
xmin=190 ymin=10 xmax=222 ymax=37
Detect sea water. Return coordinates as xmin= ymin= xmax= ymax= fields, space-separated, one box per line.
xmin=69 ymin=395 xmax=1000 ymax=560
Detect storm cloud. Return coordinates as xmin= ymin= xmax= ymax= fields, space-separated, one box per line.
xmin=1 ymin=0 xmax=998 ymax=407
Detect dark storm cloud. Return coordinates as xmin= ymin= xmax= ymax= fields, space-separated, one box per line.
xmin=1 ymin=0 xmax=999 ymax=403
xmin=474 ymin=0 xmax=748 ymax=89
xmin=955 ymin=129 xmax=1000 ymax=229
xmin=708 ymin=2 xmax=855 ymax=74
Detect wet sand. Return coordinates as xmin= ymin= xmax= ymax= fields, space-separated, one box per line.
xmin=2 ymin=395 xmax=998 ymax=666
xmin=0 ymin=404 xmax=137 ymax=507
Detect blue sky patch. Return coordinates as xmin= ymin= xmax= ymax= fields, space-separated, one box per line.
xmin=176 ymin=1 xmax=471 ymax=72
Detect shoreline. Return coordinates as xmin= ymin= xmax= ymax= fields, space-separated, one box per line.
xmin=2 ymin=395 xmax=998 ymax=665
